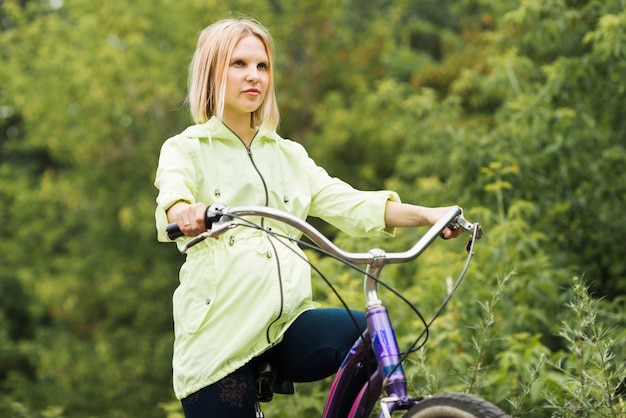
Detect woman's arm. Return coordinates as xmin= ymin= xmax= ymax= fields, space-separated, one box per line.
xmin=384 ymin=200 xmax=463 ymax=239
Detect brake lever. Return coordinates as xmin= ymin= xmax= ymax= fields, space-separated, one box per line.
xmin=440 ymin=217 xmax=482 ymax=237
xmin=454 ymin=217 xmax=483 ymax=240
xmin=440 ymin=216 xmax=483 ymax=254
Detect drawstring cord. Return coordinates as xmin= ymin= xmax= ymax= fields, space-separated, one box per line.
xmin=273 ymin=140 xmax=289 ymax=204
xmin=205 ymin=127 xmax=222 ymax=198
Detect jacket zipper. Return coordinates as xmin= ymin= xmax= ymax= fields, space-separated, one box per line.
xmin=240 ymin=138 xmax=285 ymax=344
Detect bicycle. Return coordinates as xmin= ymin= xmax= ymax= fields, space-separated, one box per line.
xmin=167 ymin=203 xmax=509 ymax=418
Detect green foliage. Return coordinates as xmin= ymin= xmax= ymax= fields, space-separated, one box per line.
xmin=1 ymin=0 xmax=625 ymax=416
xmin=542 ymin=277 xmax=626 ymax=416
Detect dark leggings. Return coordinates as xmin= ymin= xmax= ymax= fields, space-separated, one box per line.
xmin=181 ymin=308 xmax=370 ymax=418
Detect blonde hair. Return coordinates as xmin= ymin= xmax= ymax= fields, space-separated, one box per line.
xmin=187 ymin=18 xmax=280 ymax=130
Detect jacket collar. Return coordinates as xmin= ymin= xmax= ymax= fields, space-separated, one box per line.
xmin=181 ymin=116 xmax=278 ymax=143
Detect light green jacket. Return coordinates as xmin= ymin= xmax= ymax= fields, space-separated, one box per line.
xmin=154 ymin=117 xmax=399 ymax=400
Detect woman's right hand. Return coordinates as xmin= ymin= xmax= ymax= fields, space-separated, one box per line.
xmin=167 ymin=201 xmax=208 ymax=237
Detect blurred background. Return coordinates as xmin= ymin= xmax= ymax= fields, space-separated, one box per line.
xmin=1 ymin=0 xmax=625 ymax=416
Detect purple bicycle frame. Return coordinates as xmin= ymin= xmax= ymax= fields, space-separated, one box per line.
xmin=322 ymin=255 xmax=420 ymax=418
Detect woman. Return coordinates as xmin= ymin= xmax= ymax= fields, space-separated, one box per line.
xmin=154 ymin=18 xmax=462 ymax=417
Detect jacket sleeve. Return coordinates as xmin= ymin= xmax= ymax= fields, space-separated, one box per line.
xmin=154 ymin=136 xmax=197 ymax=242
xmin=302 ymin=149 xmax=401 ymax=238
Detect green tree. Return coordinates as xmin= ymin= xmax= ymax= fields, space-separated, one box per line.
xmin=450 ymin=0 xmax=626 ymax=296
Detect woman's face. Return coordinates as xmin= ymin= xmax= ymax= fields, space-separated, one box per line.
xmin=223 ymin=35 xmax=270 ymax=121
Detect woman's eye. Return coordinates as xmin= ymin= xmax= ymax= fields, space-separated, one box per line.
xmin=258 ymin=62 xmax=268 ymax=70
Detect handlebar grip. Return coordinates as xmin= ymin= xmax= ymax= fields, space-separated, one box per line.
xmin=165 ymin=203 xmax=228 ymax=241
xmin=166 ymin=223 xmax=184 ymax=240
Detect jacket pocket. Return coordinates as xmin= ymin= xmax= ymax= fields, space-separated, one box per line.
xmin=173 ymin=260 xmax=216 ymax=334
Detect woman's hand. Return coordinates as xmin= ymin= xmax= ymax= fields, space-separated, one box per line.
xmin=427 ymin=206 xmax=465 ymax=240
xmin=167 ymin=201 xmax=208 ymax=237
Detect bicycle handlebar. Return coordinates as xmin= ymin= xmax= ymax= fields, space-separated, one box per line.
xmin=166 ymin=204 xmax=482 ymax=262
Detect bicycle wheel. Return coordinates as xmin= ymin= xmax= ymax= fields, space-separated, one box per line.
xmin=403 ymin=392 xmax=508 ymax=418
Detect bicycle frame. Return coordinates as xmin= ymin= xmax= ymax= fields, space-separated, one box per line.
xmin=174 ymin=204 xmax=478 ymax=418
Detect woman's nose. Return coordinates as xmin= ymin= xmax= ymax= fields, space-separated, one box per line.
xmin=246 ymin=68 xmax=260 ymax=82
